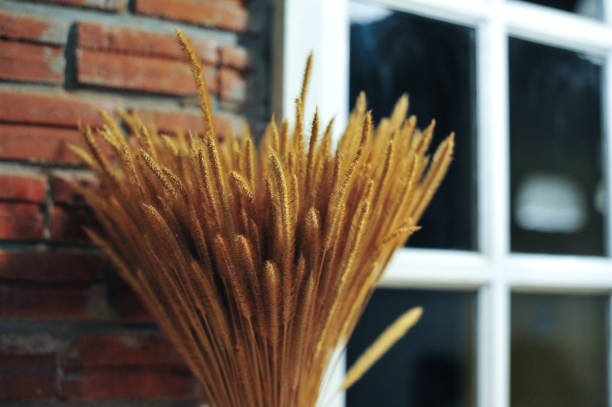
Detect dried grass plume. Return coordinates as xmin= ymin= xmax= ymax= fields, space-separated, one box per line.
xmin=72 ymin=28 xmax=454 ymax=407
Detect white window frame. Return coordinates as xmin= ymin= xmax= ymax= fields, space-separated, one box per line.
xmin=275 ymin=1 xmax=612 ymax=407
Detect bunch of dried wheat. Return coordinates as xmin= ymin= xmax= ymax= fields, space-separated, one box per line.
xmin=71 ymin=29 xmax=454 ymax=407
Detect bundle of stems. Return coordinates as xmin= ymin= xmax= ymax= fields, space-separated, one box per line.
xmin=71 ymin=29 xmax=454 ymax=407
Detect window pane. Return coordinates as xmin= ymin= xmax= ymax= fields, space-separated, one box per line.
xmin=347 ymin=289 xmax=477 ymax=407
xmin=509 ymin=38 xmax=605 ymax=255
xmin=518 ymin=0 xmax=603 ymax=20
xmin=349 ymin=3 xmax=477 ymax=250
xmin=511 ymin=293 xmax=608 ymax=407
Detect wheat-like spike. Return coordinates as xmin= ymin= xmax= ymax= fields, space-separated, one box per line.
xmin=264 ymin=261 xmax=281 ymax=346
xmin=294 ymin=101 xmax=305 ymax=185
xmin=300 ymin=52 xmax=313 ymax=105
xmin=162 ymin=166 xmax=189 ymax=203
xmin=291 ymin=273 xmax=315 ymax=391
xmin=412 ymin=133 xmax=455 ymax=220
xmin=341 ymin=307 xmax=423 ymax=390
xmin=162 ymin=134 xmax=180 ymax=156
xmin=117 ymin=108 xmax=139 ymax=135
xmin=82 ymin=125 xmax=118 ymax=186
xmin=188 ymin=207 xmax=213 ymax=269
xmin=139 ymin=150 xmax=177 ymax=197
xmin=234 ymin=235 xmax=264 ymax=321
xmin=381 ymin=224 xmax=422 ymax=247
xmin=242 ymin=134 xmax=256 ymax=189
xmin=415 ymin=119 xmax=436 ymax=157
xmin=97 ymin=125 xmax=123 ymax=153
xmin=213 ymin=234 xmax=251 ymax=320
xmin=176 ymin=29 xmax=215 ymax=137
xmin=390 ymin=94 xmax=409 ymax=131
xmin=270 ymin=115 xmax=281 ymax=153
xmin=268 ymin=152 xmax=293 ymax=273
xmin=98 ymin=109 xmax=123 ymax=138
xmin=303 ymin=109 xmax=319 ymax=206
xmin=189 ymin=260 xmax=233 ymax=347
xmin=279 ymin=120 xmax=289 ymax=161
xmin=229 ymin=171 xmax=255 ymax=208
xmin=68 ymin=145 xmax=98 ymax=171
xmin=137 ymin=120 xmax=158 ymax=159
xmin=304 ymin=207 xmax=321 ymax=271
xmin=198 ymin=148 xmax=224 ymax=234
xmin=205 ymin=128 xmax=233 ymax=235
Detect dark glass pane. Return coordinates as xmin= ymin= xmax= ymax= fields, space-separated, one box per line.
xmin=349 ymin=3 xmax=477 ymax=250
xmin=347 ymin=289 xmax=477 ymax=407
xmin=511 ymin=293 xmax=608 ymax=407
xmin=519 ymin=0 xmax=603 ymax=20
xmin=509 ymin=38 xmax=605 ymax=255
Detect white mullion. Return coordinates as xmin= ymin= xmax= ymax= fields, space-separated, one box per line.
xmin=507 ymin=272 xmax=612 ymax=292
xmin=278 ymin=0 xmax=348 ymax=132
xmin=476 ymin=284 xmax=491 ymax=407
xmin=606 ymin=0 xmax=612 ymax=25
xmin=280 ymin=2 xmax=351 ymax=405
xmin=381 ymin=250 xmax=490 ymax=288
xmin=490 ymin=280 xmax=511 ymax=407
xmin=606 ymin=52 xmax=612 ymax=259
xmin=507 ymin=254 xmax=612 ymax=272
xmin=352 ymin=0 xmax=612 ymax=54
xmin=483 ymin=6 xmax=510 ymax=264
xmin=478 ymin=3 xmax=511 ymax=406
xmin=351 ymin=0 xmax=489 ymax=26
xmin=504 ymin=1 xmax=612 ymax=54
xmin=478 ymin=4 xmax=505 ymax=407
xmin=608 ymin=295 xmax=612 ymax=407
xmin=604 ymin=21 xmax=612 ymax=407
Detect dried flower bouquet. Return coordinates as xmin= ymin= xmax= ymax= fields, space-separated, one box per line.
xmin=71 ymin=29 xmax=454 ymax=407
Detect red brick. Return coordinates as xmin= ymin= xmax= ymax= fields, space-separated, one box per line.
xmin=63 ymin=333 xmax=185 ymax=369
xmin=0 ymin=10 xmax=68 ymax=45
xmin=214 ymin=115 xmax=238 ymax=140
xmin=215 ymin=112 xmax=246 ymax=139
xmin=78 ymin=22 xmax=218 ymax=64
xmin=130 ymin=107 xmax=238 ymax=140
xmin=0 ymin=251 xmax=107 ymax=282
xmin=0 ymin=90 xmax=114 ymax=128
xmin=0 ymin=40 xmax=63 ymax=84
xmin=49 ymin=173 xmax=98 ymax=205
xmin=135 ymin=0 xmax=248 ymax=32
xmin=0 ymin=124 xmax=83 ymax=164
xmin=131 ymin=108 xmax=202 ymax=134
xmin=77 ymin=49 xmax=218 ymax=96
xmin=62 ymin=368 xmax=203 ymax=400
xmin=0 ymin=203 xmax=44 ymax=240
xmin=50 ymin=205 xmax=97 ymax=243
xmin=0 ymin=282 xmax=111 ymax=319
xmin=220 ymin=46 xmax=251 ymax=71
xmin=219 ymin=68 xmax=246 ymax=103
xmin=0 ymin=173 xmax=46 ymax=202
xmin=0 ymin=354 xmax=57 ymax=401
xmin=116 ymin=285 xmax=153 ymax=322
xmin=36 ymin=0 xmax=127 ymax=11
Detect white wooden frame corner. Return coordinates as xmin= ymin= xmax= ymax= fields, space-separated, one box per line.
xmin=276 ymin=0 xmax=612 ymax=406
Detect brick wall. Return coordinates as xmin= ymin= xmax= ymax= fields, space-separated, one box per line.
xmin=0 ymin=0 xmax=271 ymax=404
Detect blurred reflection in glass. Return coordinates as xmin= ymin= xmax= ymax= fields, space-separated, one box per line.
xmin=509 ymin=38 xmax=605 ymax=255
xmin=511 ymin=293 xmax=607 ymax=407
xmin=347 ymin=289 xmax=477 ymax=407
xmin=350 ymin=3 xmax=477 ymax=250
